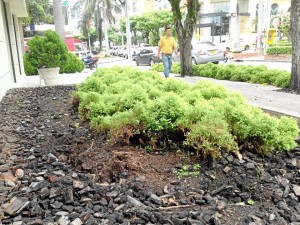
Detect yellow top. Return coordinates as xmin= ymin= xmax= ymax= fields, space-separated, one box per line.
xmin=158 ymin=36 xmax=176 ymax=54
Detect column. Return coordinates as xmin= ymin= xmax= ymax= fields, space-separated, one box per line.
xmin=229 ymin=0 xmax=240 ymax=51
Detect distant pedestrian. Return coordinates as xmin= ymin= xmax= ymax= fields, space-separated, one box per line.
xmin=157 ymin=26 xmax=177 ymax=78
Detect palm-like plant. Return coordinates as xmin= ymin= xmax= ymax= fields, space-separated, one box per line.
xmin=79 ymin=0 xmax=124 ymax=50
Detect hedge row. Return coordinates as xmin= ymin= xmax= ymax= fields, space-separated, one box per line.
xmin=73 ymin=66 xmax=298 ymax=159
xmin=151 ymin=62 xmax=291 ymax=88
xmin=267 ymin=46 xmax=292 ymax=55
xmin=269 ymin=42 xmax=292 ymax=47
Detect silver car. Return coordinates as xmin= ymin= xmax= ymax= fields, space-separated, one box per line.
xmin=135 ymin=47 xmax=162 ymax=66
xmin=173 ymin=41 xmax=225 ymax=65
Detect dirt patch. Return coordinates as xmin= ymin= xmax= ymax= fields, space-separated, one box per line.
xmin=233 ymin=52 xmax=292 ymax=62
xmin=264 ymin=54 xmax=292 ymax=61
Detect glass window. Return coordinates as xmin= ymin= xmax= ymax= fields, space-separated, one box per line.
xmin=271 ymin=3 xmax=279 ymax=15
xmin=238 ymin=0 xmax=249 ymax=14
xmin=211 ymin=0 xmax=229 ymax=13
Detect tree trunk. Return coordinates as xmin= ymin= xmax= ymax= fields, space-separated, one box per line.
xmin=178 ymin=33 xmax=193 ymax=77
xmin=53 ymin=0 xmax=65 ymax=41
xmin=98 ymin=19 xmax=103 ymax=50
xmin=169 ymin=0 xmax=200 ymax=77
xmin=145 ymin=31 xmax=150 ymax=44
xmin=291 ymin=0 xmax=300 ymax=92
xmin=133 ymin=30 xmax=137 ymax=45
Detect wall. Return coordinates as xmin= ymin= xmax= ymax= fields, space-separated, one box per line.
xmin=0 ymin=0 xmax=26 ymax=101
xmin=0 ymin=0 xmax=13 ymax=99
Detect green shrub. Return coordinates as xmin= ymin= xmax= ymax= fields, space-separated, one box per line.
xmin=269 ymin=40 xmax=292 ymax=47
xmin=198 ymin=63 xmax=220 ymax=77
xmin=152 ymin=63 xmax=290 ymax=88
xmin=171 ymin=63 xmax=181 ymax=74
xmin=74 ymin=66 xmax=299 ymax=159
xmin=24 ymin=30 xmax=84 ymax=75
xmin=23 ymin=54 xmax=38 ymax=76
xmin=77 ymin=76 xmax=107 ymax=93
xmin=184 ymin=118 xmax=238 ymax=158
xmin=274 ymin=72 xmax=291 ymax=88
xmin=216 ymin=66 xmax=233 ymax=80
xmin=142 ymin=93 xmax=187 ymax=132
xmin=25 ymin=30 xmax=68 ymax=69
xmin=150 ymin=63 xmax=164 ymax=72
xmin=60 ymin=52 xmax=84 ymax=73
xmin=267 ymin=46 xmax=292 ymax=55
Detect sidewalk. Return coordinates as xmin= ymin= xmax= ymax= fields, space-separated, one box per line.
xmin=233 ymin=51 xmax=292 ymax=63
xmin=1 ymin=60 xmax=299 ymax=124
xmin=175 ymin=75 xmax=300 ymax=123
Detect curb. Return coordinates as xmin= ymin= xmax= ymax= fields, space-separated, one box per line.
xmin=234 ymin=59 xmax=291 ymax=63
xmin=258 ymin=107 xmax=300 ymax=125
xmin=98 ymin=58 xmax=126 ymax=64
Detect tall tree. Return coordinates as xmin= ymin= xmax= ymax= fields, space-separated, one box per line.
xmin=79 ymin=0 xmax=123 ymax=50
xmin=168 ymin=0 xmax=200 ymax=76
xmin=135 ymin=11 xmax=172 ymax=45
xmin=290 ymin=0 xmax=300 ymax=92
xmin=53 ymin=0 xmax=65 ymax=41
xmin=120 ymin=16 xmax=139 ymax=45
xmin=279 ymin=13 xmax=291 ymax=41
xmin=23 ymin=0 xmax=53 ymax=27
xmin=22 ymin=0 xmax=53 ymax=53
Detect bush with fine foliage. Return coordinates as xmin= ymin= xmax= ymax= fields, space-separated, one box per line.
xmin=23 ymin=30 xmax=84 ymax=75
xmin=267 ymin=46 xmax=292 ymax=55
xmin=60 ymin=52 xmax=84 ymax=74
xmin=151 ymin=62 xmax=291 ymax=88
xmin=72 ymin=66 xmax=299 ymax=159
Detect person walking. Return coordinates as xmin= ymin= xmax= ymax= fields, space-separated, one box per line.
xmin=157 ymin=26 xmax=177 ymax=78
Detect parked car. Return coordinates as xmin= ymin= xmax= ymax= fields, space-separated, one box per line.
xmin=123 ymin=47 xmax=139 ymax=60
xmin=221 ymin=39 xmax=253 ymax=52
xmin=135 ymin=47 xmax=161 ymax=66
xmin=117 ymin=47 xmax=127 ymax=57
xmin=110 ymin=46 xmax=119 ymax=55
xmin=173 ymin=41 xmax=224 ymax=65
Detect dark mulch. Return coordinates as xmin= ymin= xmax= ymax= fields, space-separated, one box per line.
xmin=0 ymin=85 xmax=299 ymax=225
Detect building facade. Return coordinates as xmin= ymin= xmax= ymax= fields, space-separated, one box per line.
xmin=154 ymin=0 xmax=171 ymax=10
xmin=198 ymin=0 xmax=290 ymax=46
xmin=0 ymin=0 xmax=27 ymax=100
xmin=128 ymin=0 xmax=155 ymax=16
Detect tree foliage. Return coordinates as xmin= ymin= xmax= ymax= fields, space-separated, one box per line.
xmin=118 ymin=11 xmax=172 ymax=46
xmin=79 ymin=0 xmax=124 ymax=49
xmin=23 ymin=0 xmax=53 ymax=27
xmin=279 ymin=13 xmax=291 ymax=41
xmin=135 ymin=11 xmax=173 ymax=45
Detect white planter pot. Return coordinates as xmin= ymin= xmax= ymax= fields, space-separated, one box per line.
xmin=38 ymin=67 xmax=60 ymax=86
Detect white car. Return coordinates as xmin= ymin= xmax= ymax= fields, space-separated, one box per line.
xmin=173 ymin=41 xmax=225 ymax=65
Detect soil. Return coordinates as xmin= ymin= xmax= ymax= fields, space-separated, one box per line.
xmin=233 ymin=52 xmax=292 ymax=62
xmin=0 ymin=85 xmax=299 ymax=225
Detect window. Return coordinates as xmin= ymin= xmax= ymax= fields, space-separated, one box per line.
xmin=271 ymin=3 xmax=279 ymax=15
xmin=211 ymin=0 xmax=229 ymax=13
xmin=238 ymin=0 xmax=249 ymax=14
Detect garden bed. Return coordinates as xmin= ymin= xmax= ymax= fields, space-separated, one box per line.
xmin=0 ymin=85 xmax=299 ymax=224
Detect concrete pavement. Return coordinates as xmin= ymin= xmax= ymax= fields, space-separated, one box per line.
xmin=175 ymin=75 xmax=300 ymax=123
xmin=0 ymin=58 xmax=299 ymax=124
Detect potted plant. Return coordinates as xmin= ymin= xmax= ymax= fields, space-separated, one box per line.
xmin=24 ymin=30 xmax=68 ymax=85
